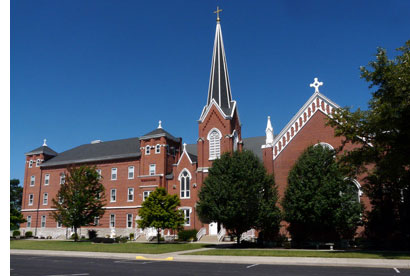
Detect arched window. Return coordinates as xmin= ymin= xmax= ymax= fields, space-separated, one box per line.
xmin=233 ymin=131 xmax=239 ymax=151
xmin=179 ymin=170 xmax=191 ymax=199
xmin=314 ymin=142 xmax=334 ymax=151
xmin=208 ymin=128 xmax=221 ymax=160
xmin=349 ymin=179 xmax=363 ymax=202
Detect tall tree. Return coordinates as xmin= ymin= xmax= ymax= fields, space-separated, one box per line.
xmin=282 ymin=145 xmax=362 ymax=245
xmin=10 ymin=179 xmax=25 ymax=229
xmin=137 ymin=188 xmax=185 ymax=244
xmin=197 ymin=150 xmax=281 ymax=244
xmin=51 ymin=166 xmax=106 ymax=241
xmin=327 ymin=41 xmax=410 ymax=249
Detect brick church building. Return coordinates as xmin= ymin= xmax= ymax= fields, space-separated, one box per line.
xmin=20 ymin=15 xmax=369 ymax=240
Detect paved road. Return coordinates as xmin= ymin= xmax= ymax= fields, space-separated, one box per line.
xmin=11 ymin=255 xmax=409 ymax=276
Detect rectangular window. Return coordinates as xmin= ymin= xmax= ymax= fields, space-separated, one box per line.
xmin=41 ymin=216 xmax=46 ymax=228
xmin=111 ymin=168 xmax=117 ymax=180
xmin=28 ymin=160 xmax=33 ymax=168
xmin=44 ymin=174 xmax=50 ymax=185
xmin=128 ymin=166 xmax=134 ymax=179
xmin=60 ymin=173 xmax=65 ymax=184
xmin=28 ymin=194 xmax=34 ymax=206
xmin=127 ymin=214 xmax=133 ymax=228
xmin=27 ymin=216 xmax=32 ymax=228
xmin=145 ymin=146 xmax=150 ymax=155
xmin=96 ymin=169 xmax=102 ymax=179
xmin=94 ymin=217 xmax=100 ymax=226
xmin=30 ymin=175 xmax=35 ymax=186
xmin=155 ymin=144 xmax=161 ymax=154
xmin=36 ymin=159 xmax=41 ymax=167
xmin=149 ymin=164 xmax=156 ymax=176
xmin=57 ymin=219 xmax=62 ymax=228
xmin=43 ymin=193 xmax=48 ymax=205
xmin=143 ymin=191 xmax=151 ymax=201
xmin=128 ymin=188 xmax=134 ymax=201
xmin=182 ymin=209 xmax=190 ymax=226
xmin=58 ymin=196 xmax=63 ymax=204
xmin=110 ymin=214 xmax=115 ymax=228
xmin=110 ymin=189 xmax=116 ymax=202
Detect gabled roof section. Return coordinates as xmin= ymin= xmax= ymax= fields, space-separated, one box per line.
xmin=270 ymin=92 xmax=340 ymax=160
xmin=177 ymin=143 xmax=198 ymax=165
xmin=140 ymin=128 xmax=181 ymax=143
xmin=41 ymin=137 xmax=141 ymax=167
xmin=199 ymin=19 xmax=236 ymax=122
xmin=25 ymin=146 xmax=58 ymax=156
xmin=243 ymin=136 xmax=267 ymax=161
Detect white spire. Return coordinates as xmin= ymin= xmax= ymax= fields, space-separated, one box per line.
xmin=310 ymin=77 xmax=323 ymax=93
xmin=158 ymin=120 xmax=162 ymax=129
xmin=43 ymin=139 xmax=47 ymax=147
xmin=265 ymin=116 xmax=274 ymax=145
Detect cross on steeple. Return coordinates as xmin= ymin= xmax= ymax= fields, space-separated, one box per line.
xmin=310 ymin=77 xmax=323 ymax=93
xmin=214 ymin=6 xmax=223 ymax=22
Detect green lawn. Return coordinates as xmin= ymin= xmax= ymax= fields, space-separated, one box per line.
xmin=10 ymin=240 xmax=208 ymax=254
xmin=186 ymin=249 xmax=410 ymax=259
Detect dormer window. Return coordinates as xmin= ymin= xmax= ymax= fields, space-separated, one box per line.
xmin=29 ymin=160 xmax=33 ymax=168
xmin=145 ymin=145 xmax=150 ymax=155
xmin=155 ymin=144 xmax=161 ymax=154
xmin=208 ymin=128 xmax=222 ymax=160
xmin=36 ymin=159 xmax=41 ymax=167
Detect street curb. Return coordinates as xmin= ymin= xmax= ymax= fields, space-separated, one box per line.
xmin=10 ymin=249 xmax=410 ymax=269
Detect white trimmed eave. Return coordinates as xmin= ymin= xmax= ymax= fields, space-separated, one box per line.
xmin=198 ymin=99 xmax=238 ymax=123
xmin=269 ymin=92 xmax=340 ymax=160
xmin=177 ymin=148 xmax=194 ymax=166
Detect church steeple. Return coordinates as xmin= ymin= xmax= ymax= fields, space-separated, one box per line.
xmin=206 ymin=10 xmax=233 ymax=114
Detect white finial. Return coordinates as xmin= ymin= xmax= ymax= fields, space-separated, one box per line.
xmin=183 ymin=143 xmax=187 ymax=152
xmin=310 ymin=77 xmax=323 ymax=93
xmin=265 ymin=116 xmax=274 ymax=145
xmin=43 ymin=139 xmax=47 ymax=147
xmin=158 ymin=120 xmax=162 ymax=129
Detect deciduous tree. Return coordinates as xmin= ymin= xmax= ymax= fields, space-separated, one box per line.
xmin=10 ymin=179 xmax=25 ymax=229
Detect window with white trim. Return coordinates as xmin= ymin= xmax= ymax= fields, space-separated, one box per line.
xmin=149 ymin=164 xmax=156 ymax=176
xmin=233 ymin=131 xmax=239 ymax=151
xmin=110 ymin=189 xmax=116 ymax=202
xmin=110 ymin=214 xmax=115 ymax=228
xmin=96 ymin=169 xmax=102 ymax=179
xmin=43 ymin=193 xmax=48 ymax=205
xmin=127 ymin=214 xmax=133 ymax=228
xmin=44 ymin=174 xmax=50 ymax=185
xmin=143 ymin=191 xmax=152 ymax=201
xmin=181 ymin=208 xmax=190 ymax=226
xmin=94 ymin=216 xmax=100 ymax=226
xmin=58 ymin=196 xmax=63 ymax=204
xmin=36 ymin=159 xmax=41 ymax=167
xmin=30 ymin=175 xmax=35 ymax=186
xmin=208 ymin=129 xmax=221 ymax=160
xmin=28 ymin=160 xmax=33 ymax=168
xmin=128 ymin=188 xmax=134 ymax=201
xmin=180 ymin=170 xmax=190 ymax=199
xmin=27 ymin=216 xmax=32 ymax=228
xmin=28 ymin=194 xmax=34 ymax=206
xmin=128 ymin=166 xmax=134 ymax=179
xmin=60 ymin=173 xmax=65 ymax=184
xmin=111 ymin=168 xmax=117 ymax=180
xmin=155 ymin=144 xmax=161 ymax=154
xmin=145 ymin=145 xmax=150 ymax=155
xmin=41 ymin=216 xmax=46 ymax=228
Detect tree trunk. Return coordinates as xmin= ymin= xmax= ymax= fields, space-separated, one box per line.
xmin=237 ymin=233 xmax=241 ymax=245
xmin=157 ymin=228 xmax=160 ymax=244
xmin=74 ymin=227 xmax=78 ymax=242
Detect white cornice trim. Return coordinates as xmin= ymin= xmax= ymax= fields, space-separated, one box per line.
xmin=104 ymin=206 xmax=141 ymax=209
xmin=271 ymin=92 xmax=340 ymax=160
xmin=139 ymin=185 xmax=159 ymax=188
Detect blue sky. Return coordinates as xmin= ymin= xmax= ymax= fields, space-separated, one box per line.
xmin=11 ymin=0 xmax=410 ymax=182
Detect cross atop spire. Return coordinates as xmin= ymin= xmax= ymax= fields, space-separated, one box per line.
xmin=214 ymin=6 xmax=223 ymax=22
xmin=310 ymin=77 xmax=323 ymax=93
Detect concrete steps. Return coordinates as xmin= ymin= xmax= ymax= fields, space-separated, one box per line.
xmin=198 ymin=235 xmax=219 ymax=243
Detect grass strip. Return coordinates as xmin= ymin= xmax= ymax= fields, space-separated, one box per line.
xmin=185 ymin=249 xmax=410 ymax=259
xmin=10 ymin=240 xmax=207 ymax=254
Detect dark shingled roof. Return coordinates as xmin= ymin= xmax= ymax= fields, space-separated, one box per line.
xmin=41 ymin=137 xmax=141 ymax=167
xmin=140 ymin=128 xmax=181 ymax=143
xmin=185 ymin=144 xmax=198 ymax=163
xmin=25 ymin=146 xmax=58 ymax=156
xmin=243 ymin=136 xmax=265 ymax=161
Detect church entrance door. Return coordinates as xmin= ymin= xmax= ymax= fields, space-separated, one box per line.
xmin=209 ymin=222 xmax=218 ymax=235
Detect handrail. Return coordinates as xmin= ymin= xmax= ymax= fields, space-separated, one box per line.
xmin=217 ymin=227 xmax=226 ymax=242
xmin=196 ymin=227 xmax=206 ymax=241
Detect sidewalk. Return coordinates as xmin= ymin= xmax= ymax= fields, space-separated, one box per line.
xmin=10 ymin=248 xmax=410 ymax=269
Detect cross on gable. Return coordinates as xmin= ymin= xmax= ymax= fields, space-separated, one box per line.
xmin=310 ymin=77 xmax=323 ymax=93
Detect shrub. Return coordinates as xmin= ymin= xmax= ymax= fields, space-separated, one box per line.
xmin=88 ymin=230 xmax=97 ymax=240
xmin=119 ymin=236 xmax=128 ymax=243
xmin=178 ymin=229 xmax=198 ymax=241
xmin=12 ymin=230 xmax=21 ymax=237
xmin=25 ymin=231 xmax=33 ymax=238
xmin=46 ymin=236 xmax=52 ymax=239
xmin=92 ymin=237 xmax=115 ymax=243
xmin=129 ymin=233 xmax=134 ymax=240
xmin=70 ymin=233 xmax=79 ymax=240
